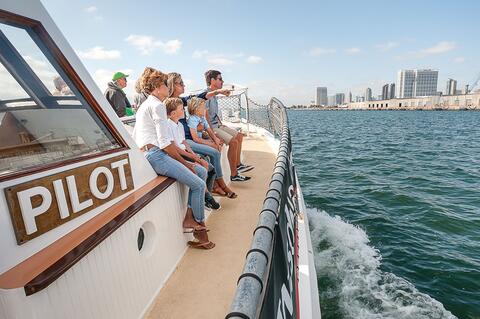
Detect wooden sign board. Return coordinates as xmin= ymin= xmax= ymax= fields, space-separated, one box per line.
xmin=5 ymin=154 xmax=134 ymax=245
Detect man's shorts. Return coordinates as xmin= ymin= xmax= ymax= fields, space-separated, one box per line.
xmin=213 ymin=125 xmax=239 ymax=144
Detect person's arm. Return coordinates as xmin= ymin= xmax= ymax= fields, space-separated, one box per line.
xmin=183 ymin=140 xmax=194 ymax=153
xmin=189 ymin=127 xmax=216 ymax=147
xmin=205 ymin=88 xmax=231 ymax=99
xmin=174 ymin=143 xmax=208 ymax=170
xmin=162 ymin=143 xmax=196 ymax=173
xmin=206 ymin=126 xmax=223 ymax=147
xmin=202 ymin=119 xmax=222 ymax=147
xmin=153 ymin=105 xmax=194 ymax=172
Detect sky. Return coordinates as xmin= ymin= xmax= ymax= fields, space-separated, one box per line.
xmin=40 ymin=0 xmax=480 ymax=106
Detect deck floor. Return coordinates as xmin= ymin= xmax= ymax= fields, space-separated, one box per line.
xmin=144 ymin=134 xmax=276 ymax=319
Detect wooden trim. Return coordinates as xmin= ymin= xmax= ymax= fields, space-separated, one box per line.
xmin=0 ymin=176 xmax=175 ymax=295
xmin=0 ymin=147 xmax=129 ymax=181
xmin=0 ymin=9 xmax=129 ymax=183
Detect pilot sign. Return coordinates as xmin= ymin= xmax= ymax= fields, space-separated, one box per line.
xmin=4 ymin=154 xmax=134 ymax=245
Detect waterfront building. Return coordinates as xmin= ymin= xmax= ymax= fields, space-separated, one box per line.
xmin=345 ymin=91 xmax=480 ymax=110
xmin=397 ymin=70 xmax=416 ymax=98
xmin=446 ymin=79 xmax=457 ymax=95
xmin=414 ymin=69 xmax=438 ymax=96
xmin=327 ymin=95 xmax=336 ymax=106
xmin=315 ymin=87 xmax=328 ymax=106
xmin=382 ymin=84 xmax=389 ymax=100
xmin=389 ymin=83 xmax=396 ymax=99
xmin=365 ymin=88 xmax=372 ymax=101
xmin=397 ymin=69 xmax=438 ymax=98
xmin=335 ymin=93 xmax=345 ymax=105
xmin=346 ymin=91 xmax=352 ymax=103
xmin=355 ymin=96 xmax=365 ymax=102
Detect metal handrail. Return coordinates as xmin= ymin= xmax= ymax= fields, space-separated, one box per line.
xmin=226 ymin=97 xmax=292 ymax=319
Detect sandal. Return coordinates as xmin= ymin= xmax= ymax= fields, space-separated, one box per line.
xmin=212 ymin=187 xmax=227 ymax=197
xmin=187 ymin=240 xmax=216 ymax=250
xmin=226 ymin=191 xmax=237 ymax=199
xmin=183 ymin=224 xmax=208 ymax=233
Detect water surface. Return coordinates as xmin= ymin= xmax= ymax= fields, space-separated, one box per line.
xmin=289 ymin=110 xmax=480 ymax=319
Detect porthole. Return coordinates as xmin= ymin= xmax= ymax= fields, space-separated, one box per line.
xmin=137 ymin=228 xmax=145 ymax=251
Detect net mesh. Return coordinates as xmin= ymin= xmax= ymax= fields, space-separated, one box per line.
xmin=217 ymin=90 xmax=285 ymax=137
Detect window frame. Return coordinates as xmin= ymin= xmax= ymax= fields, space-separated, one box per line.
xmin=0 ymin=9 xmax=129 ymax=182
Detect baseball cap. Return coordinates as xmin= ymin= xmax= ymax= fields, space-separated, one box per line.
xmin=112 ymin=72 xmax=129 ymax=81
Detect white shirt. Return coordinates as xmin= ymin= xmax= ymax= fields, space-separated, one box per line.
xmin=167 ymin=118 xmax=186 ymax=150
xmin=132 ymin=95 xmax=171 ymax=150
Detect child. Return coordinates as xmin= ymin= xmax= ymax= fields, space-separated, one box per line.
xmin=187 ymin=97 xmax=223 ymax=151
xmin=165 ymin=98 xmax=220 ymax=210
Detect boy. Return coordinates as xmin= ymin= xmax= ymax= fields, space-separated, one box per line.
xmin=165 ymin=98 xmax=220 ymax=210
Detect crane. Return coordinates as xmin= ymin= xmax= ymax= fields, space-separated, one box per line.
xmin=469 ymin=72 xmax=480 ymax=92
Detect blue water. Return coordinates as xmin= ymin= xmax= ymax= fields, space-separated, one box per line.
xmin=289 ymin=110 xmax=480 ymax=319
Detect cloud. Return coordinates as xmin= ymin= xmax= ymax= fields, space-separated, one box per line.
xmin=77 ymin=46 xmax=121 ymax=60
xmin=420 ymin=41 xmax=456 ymax=55
xmin=453 ymin=57 xmax=465 ymax=63
xmin=193 ymin=50 xmax=209 ymax=59
xmin=308 ymin=47 xmax=336 ymax=56
xmin=84 ymin=6 xmax=97 ymax=13
xmin=375 ymin=41 xmax=399 ymax=51
xmin=125 ymin=34 xmax=182 ymax=55
xmin=345 ymin=47 xmax=361 ymax=54
xmin=246 ymin=56 xmax=263 ymax=64
xmin=207 ymin=56 xmax=234 ymax=66
xmin=162 ymin=40 xmax=182 ymax=54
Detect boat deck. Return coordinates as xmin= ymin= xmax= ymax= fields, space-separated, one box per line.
xmin=145 ymin=134 xmax=276 ymax=319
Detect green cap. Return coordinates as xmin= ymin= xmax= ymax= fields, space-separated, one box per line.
xmin=112 ymin=71 xmax=129 ymax=81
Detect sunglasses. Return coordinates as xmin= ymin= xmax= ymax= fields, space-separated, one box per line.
xmin=176 ymin=81 xmax=185 ymax=86
xmin=216 ymin=77 xmax=224 ymax=82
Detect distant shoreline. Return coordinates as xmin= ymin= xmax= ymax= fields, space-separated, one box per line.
xmin=288 ymin=108 xmax=479 ymax=111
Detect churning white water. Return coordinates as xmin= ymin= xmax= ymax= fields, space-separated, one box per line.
xmin=308 ymin=208 xmax=457 ymax=319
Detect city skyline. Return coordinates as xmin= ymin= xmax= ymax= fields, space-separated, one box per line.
xmin=314 ymin=67 xmax=477 ymax=106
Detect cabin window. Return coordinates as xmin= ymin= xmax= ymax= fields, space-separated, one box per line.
xmin=0 ymin=22 xmax=122 ymax=179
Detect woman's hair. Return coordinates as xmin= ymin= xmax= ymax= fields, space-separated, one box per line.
xmin=141 ymin=69 xmax=167 ymax=94
xmin=164 ymin=97 xmax=183 ymax=115
xmin=138 ymin=67 xmax=157 ymax=91
xmin=134 ymin=78 xmax=142 ymax=94
xmin=187 ymin=97 xmax=206 ymax=115
xmin=167 ymin=72 xmax=182 ymax=97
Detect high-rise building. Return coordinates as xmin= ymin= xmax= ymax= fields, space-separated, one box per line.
xmin=389 ymin=83 xmax=396 ymax=99
xmin=346 ymin=91 xmax=352 ymax=103
xmin=446 ymin=79 xmax=457 ymax=95
xmin=315 ymin=87 xmax=328 ymax=106
xmin=397 ymin=70 xmax=416 ymax=98
xmin=397 ymin=69 xmax=438 ymax=98
xmin=365 ymin=87 xmax=372 ymax=101
xmin=382 ymin=84 xmax=389 ymax=100
xmin=327 ymin=95 xmax=336 ymax=106
xmin=414 ymin=69 xmax=438 ymax=96
xmin=335 ymin=93 xmax=345 ymax=105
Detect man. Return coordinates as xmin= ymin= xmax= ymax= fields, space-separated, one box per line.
xmin=203 ymin=70 xmax=253 ymax=182
xmin=104 ymin=71 xmax=132 ymax=117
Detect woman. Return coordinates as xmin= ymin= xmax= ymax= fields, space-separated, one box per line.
xmin=133 ymin=69 xmax=214 ymax=249
xmin=132 ymin=67 xmax=155 ymax=111
xmin=167 ymin=72 xmax=237 ymax=198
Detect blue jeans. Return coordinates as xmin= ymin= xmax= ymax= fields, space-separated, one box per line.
xmin=186 ymin=140 xmax=223 ymax=178
xmin=145 ymin=147 xmax=207 ymax=222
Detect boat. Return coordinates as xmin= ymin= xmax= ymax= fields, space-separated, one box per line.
xmin=0 ymin=1 xmax=321 ymax=318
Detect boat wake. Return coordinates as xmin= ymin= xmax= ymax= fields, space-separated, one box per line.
xmin=307 ymin=208 xmax=457 ymax=319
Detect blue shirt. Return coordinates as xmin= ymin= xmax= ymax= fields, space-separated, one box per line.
xmin=179 ymin=92 xmax=207 ymax=140
xmin=187 ymin=115 xmax=209 ymax=138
